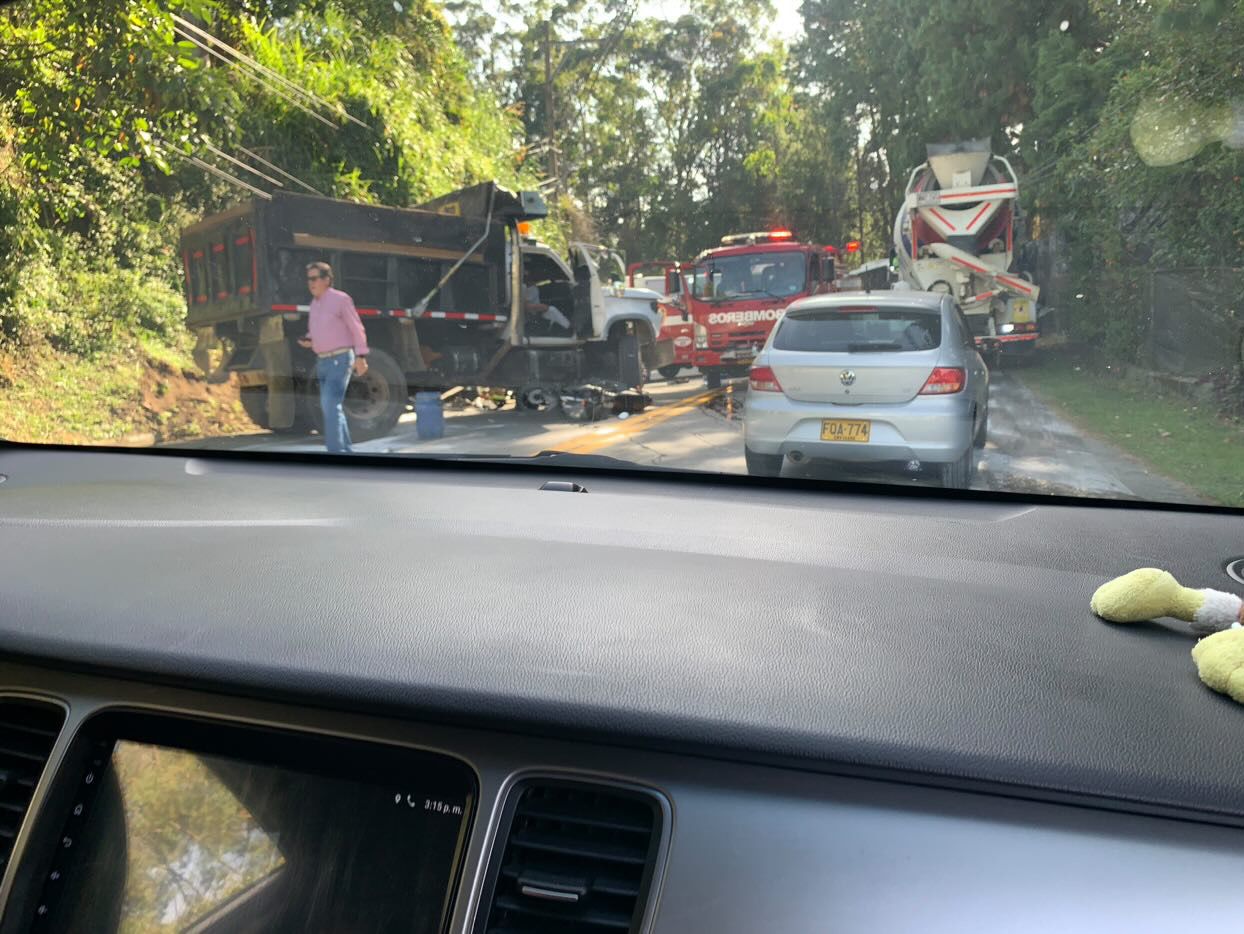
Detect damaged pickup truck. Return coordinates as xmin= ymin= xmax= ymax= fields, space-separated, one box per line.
xmin=181 ymin=183 xmax=667 ymax=439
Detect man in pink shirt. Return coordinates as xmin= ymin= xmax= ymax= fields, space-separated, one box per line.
xmin=296 ymin=262 xmax=370 ymax=453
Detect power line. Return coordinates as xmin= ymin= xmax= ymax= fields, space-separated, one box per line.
xmin=172 ymin=24 xmax=339 ymax=130
xmin=235 ymin=144 xmax=324 ymax=195
xmin=159 ymin=142 xmax=272 ymax=199
xmin=203 ymin=140 xmax=284 ymax=188
xmin=171 ymin=13 xmax=369 ymax=129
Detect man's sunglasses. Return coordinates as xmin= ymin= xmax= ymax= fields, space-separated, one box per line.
xmin=306 ymin=274 xmax=324 ymax=281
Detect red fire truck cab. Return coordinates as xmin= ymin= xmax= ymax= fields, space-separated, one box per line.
xmin=681 ymin=231 xmax=840 ymax=388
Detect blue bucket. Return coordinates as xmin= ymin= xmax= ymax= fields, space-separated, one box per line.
xmin=414 ymin=391 xmax=445 ymax=440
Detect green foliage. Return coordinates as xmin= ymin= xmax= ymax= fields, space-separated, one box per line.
xmin=1023 ymin=1 xmax=1244 ymax=351
xmin=0 ymin=0 xmax=530 ymax=360
xmin=2 ymin=235 xmax=186 ymax=356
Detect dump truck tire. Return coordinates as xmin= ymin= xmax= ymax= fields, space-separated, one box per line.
xmin=241 ymin=386 xmax=311 ymax=434
xmin=304 ymin=349 xmax=407 ymax=442
xmin=240 ymin=387 xmax=270 ymax=429
xmin=344 ymin=348 xmax=407 ymax=441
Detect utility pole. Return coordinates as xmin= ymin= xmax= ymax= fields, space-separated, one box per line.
xmin=543 ymin=18 xmax=559 ymax=196
xmin=855 ymin=146 xmax=865 ymax=246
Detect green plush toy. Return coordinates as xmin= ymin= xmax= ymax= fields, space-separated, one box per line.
xmin=1092 ymin=568 xmax=1244 ymax=703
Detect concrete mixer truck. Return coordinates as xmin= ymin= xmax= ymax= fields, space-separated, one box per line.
xmin=893 ymin=140 xmax=1041 ymax=360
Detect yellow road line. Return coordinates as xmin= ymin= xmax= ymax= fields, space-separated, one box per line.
xmin=552 ymin=388 xmax=723 ymax=455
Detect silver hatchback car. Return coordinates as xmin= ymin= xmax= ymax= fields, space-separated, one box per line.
xmin=743 ymin=291 xmax=989 ymax=488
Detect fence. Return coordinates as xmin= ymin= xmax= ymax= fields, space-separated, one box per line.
xmin=1147 ymin=267 xmax=1244 ymax=377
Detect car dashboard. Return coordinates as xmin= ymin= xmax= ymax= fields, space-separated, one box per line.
xmin=1 ymin=445 xmax=1242 ymax=932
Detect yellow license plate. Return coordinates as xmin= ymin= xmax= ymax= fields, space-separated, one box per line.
xmin=821 ymin=419 xmax=871 ymax=442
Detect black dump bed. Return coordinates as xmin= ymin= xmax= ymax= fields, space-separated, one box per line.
xmin=181 ymin=184 xmax=546 ymax=329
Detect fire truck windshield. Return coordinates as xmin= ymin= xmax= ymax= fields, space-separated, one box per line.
xmin=692 ymin=251 xmax=807 ymax=301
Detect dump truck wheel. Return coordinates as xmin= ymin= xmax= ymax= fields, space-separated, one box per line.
xmin=343 ymin=349 xmax=407 ymax=441
xmin=240 ymin=387 xmax=270 ymax=429
xmin=241 ymin=386 xmax=311 ymax=434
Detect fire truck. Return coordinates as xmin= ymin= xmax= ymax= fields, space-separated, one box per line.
xmin=679 ymin=231 xmax=841 ymax=388
xmin=628 ymin=261 xmax=694 ymax=379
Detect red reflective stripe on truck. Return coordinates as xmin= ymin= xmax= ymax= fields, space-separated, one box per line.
xmin=928 ymin=208 xmax=955 ymax=230
xmin=996 ymin=274 xmax=1035 ymax=295
xmin=416 ymin=310 xmax=507 ymax=322
xmin=978 ymin=332 xmax=1039 ymax=344
xmin=238 ymin=285 xmax=252 ymax=296
xmin=234 ymin=236 xmax=251 ymax=246
xmin=192 ymin=250 xmax=204 ymax=259
xmin=950 ymin=255 xmax=989 ymax=275
xmin=966 ymin=203 xmax=992 ymax=231
xmin=357 ymin=308 xmax=381 ymax=317
xmin=271 ymin=304 xmax=308 ymax=312
xmin=211 ymin=243 xmax=226 ymax=253
xmin=939 ymin=186 xmax=1017 ymax=202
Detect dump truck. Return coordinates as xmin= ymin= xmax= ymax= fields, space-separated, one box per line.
xmin=181 ymin=183 xmax=664 ymax=438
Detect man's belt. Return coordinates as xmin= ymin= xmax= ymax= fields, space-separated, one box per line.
xmin=316 ymin=347 xmax=353 ymax=359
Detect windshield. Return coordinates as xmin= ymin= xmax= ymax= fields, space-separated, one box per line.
xmin=2 ymin=0 xmax=1242 ymax=507
xmin=775 ymin=309 xmax=942 ymax=353
xmin=692 ymin=252 xmax=808 ymax=300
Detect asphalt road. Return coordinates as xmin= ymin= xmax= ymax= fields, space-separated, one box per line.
xmin=204 ymin=370 xmax=1198 ymax=502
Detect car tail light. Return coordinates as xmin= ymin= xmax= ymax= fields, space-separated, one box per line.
xmin=919 ymin=367 xmax=965 ymax=395
xmin=749 ymin=365 xmax=783 ymax=392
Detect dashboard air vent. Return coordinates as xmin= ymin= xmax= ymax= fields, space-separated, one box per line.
xmin=479 ymin=779 xmax=663 ymax=934
xmin=0 ymin=699 xmax=63 ymax=873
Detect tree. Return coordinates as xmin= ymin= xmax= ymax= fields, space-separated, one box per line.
xmin=0 ymin=0 xmax=531 ymax=353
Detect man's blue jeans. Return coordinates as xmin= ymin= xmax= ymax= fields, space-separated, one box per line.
xmin=316 ymin=350 xmax=354 ymax=453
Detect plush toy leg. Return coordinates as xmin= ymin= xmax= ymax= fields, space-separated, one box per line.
xmin=1192 ymin=589 xmax=1244 ymax=635
xmin=1090 ymin=569 xmax=1204 ymax=623
xmin=1192 ymin=629 xmax=1244 ymax=703
xmin=1091 ymin=567 xmax=1243 ymax=634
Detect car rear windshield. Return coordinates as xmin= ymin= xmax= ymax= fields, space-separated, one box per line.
xmin=774 ymin=307 xmax=942 ymax=353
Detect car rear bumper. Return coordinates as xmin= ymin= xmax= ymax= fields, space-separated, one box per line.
xmin=744 ymin=391 xmax=976 ymax=464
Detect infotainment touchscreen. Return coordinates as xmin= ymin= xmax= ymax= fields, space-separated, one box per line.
xmin=26 ymin=715 xmax=475 ymax=934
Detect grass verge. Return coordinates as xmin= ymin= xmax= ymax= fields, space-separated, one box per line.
xmin=0 ymin=336 xmax=257 ymax=445
xmin=1018 ymin=357 xmax=1244 ymax=507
